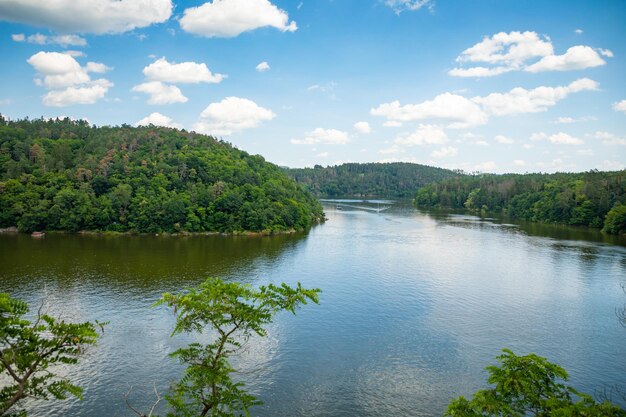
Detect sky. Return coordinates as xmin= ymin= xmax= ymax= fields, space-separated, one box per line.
xmin=0 ymin=0 xmax=624 ymax=173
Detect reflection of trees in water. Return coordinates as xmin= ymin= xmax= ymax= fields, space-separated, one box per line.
xmin=417 ymin=208 xmax=626 ymax=247
xmin=0 ymin=232 xmax=310 ymax=296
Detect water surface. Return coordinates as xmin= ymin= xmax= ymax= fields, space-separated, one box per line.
xmin=1 ymin=200 xmax=625 ymax=416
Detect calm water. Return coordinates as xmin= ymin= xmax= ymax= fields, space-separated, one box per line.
xmin=1 ymin=200 xmax=625 ymax=416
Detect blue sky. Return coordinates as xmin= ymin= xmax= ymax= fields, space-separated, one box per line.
xmin=0 ymin=0 xmax=624 ymax=172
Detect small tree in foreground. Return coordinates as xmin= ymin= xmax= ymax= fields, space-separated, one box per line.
xmin=156 ymin=278 xmax=320 ymax=417
xmin=445 ymin=348 xmax=626 ymax=417
xmin=0 ymin=293 xmax=100 ymax=416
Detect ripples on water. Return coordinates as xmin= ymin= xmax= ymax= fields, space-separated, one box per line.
xmin=0 ymin=200 xmax=625 ymax=416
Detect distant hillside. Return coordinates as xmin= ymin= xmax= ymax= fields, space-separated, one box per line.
xmin=415 ymin=171 xmax=626 ymax=234
xmin=284 ymin=162 xmax=461 ymax=198
xmin=0 ymin=116 xmax=323 ymax=233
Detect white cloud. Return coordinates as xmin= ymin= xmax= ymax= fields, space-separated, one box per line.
xmin=383 ymin=0 xmax=433 ymax=13
xmin=11 ymin=33 xmax=24 ymax=41
xmin=316 ymin=152 xmax=329 ymax=158
xmin=575 ymin=29 xmax=583 ymax=34
xmin=27 ymin=51 xmax=112 ymax=106
xmin=42 ymin=80 xmax=113 ymax=107
xmin=474 ymin=161 xmax=497 ymax=173
xmin=371 ymin=93 xmax=487 ymax=128
xmin=513 ymin=159 xmax=526 ymax=167
xmin=0 ymin=0 xmax=172 ymax=34
xmin=448 ymin=66 xmax=513 ymax=78
xmin=599 ymin=49 xmax=613 ymax=58
xmin=598 ymin=160 xmax=625 ymax=171
xmin=194 ymin=97 xmax=276 ymax=135
xmin=449 ymin=31 xmax=611 ymax=77
xmin=530 ymin=132 xmax=584 ymax=145
xmin=143 ymin=57 xmax=225 ymax=84
xmin=135 ymin=112 xmax=182 ymax=129
xmin=291 ymin=128 xmax=350 ymax=145
xmin=395 ymin=124 xmax=448 ymax=146
xmin=354 ymin=121 xmax=371 ymax=134
xmin=589 ymin=131 xmax=626 ymax=145
xmin=256 ymin=61 xmax=270 ymax=72
xmin=383 ymin=121 xmax=403 ymax=128
xmin=371 ymin=79 xmax=596 ymax=129
xmin=431 ymin=146 xmax=457 ymax=159
xmin=452 ymin=31 xmax=552 ymax=70
xmin=613 ymin=100 xmax=626 ymax=114
xmin=180 ymin=0 xmax=297 ymax=38
xmin=472 ymin=78 xmax=598 ymax=116
xmin=525 ymin=46 xmax=606 ymax=72
xmin=495 ymin=135 xmax=515 ymax=144
xmin=554 ymin=115 xmax=596 ymax=124
xmin=131 ymin=81 xmax=188 ymax=105
xmin=577 ymin=149 xmax=593 ymax=156
xmin=63 ymin=50 xmax=85 ymax=57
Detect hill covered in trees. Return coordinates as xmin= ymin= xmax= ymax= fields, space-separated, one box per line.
xmin=0 ymin=116 xmax=324 ymax=234
xmin=284 ymin=162 xmax=460 ymax=198
xmin=414 ymin=170 xmax=626 ymax=234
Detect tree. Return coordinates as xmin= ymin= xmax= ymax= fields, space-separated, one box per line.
xmin=444 ymin=349 xmax=626 ymax=417
xmin=0 ymin=293 xmax=101 ymax=416
xmin=156 ymin=278 xmax=320 ymax=417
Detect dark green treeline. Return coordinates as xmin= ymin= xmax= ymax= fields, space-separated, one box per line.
xmin=0 ymin=116 xmax=324 ymax=233
xmin=415 ymin=171 xmax=626 ymax=234
xmin=285 ymin=162 xmax=460 ymax=198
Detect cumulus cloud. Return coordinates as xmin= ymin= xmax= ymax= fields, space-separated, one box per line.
xmin=143 ymin=57 xmax=225 ymax=84
xmin=135 ymin=112 xmax=182 ymax=128
xmin=291 ymin=128 xmax=350 ymax=145
xmin=383 ymin=0 xmax=433 ymax=13
xmin=180 ymin=0 xmax=297 ymax=38
xmin=613 ymin=100 xmax=626 ymax=114
xmin=431 ymin=146 xmax=457 ymax=159
xmin=371 ymin=93 xmax=487 ymax=129
xmin=27 ymin=51 xmax=112 ymax=106
xmin=131 ymin=81 xmax=188 ymax=105
xmin=12 ymin=33 xmax=87 ymax=46
xmin=589 ymin=131 xmax=626 ymax=146
xmin=371 ymin=78 xmax=597 ymax=129
xmin=525 ymin=45 xmax=606 ymax=72
xmin=472 ymin=78 xmax=598 ymax=116
xmin=194 ymin=97 xmax=276 ymax=135
xmin=395 ymin=124 xmax=448 ymax=146
xmin=43 ymin=80 xmax=113 ymax=107
xmin=383 ymin=121 xmax=403 ymax=128
xmin=0 ymin=0 xmax=172 ymax=34
xmin=495 ymin=135 xmax=515 ymax=144
xmin=554 ymin=115 xmax=596 ymax=124
xmin=530 ymin=132 xmax=584 ymax=145
xmin=449 ymin=31 xmax=611 ymax=77
xmin=354 ymin=121 xmax=371 ymax=134
xmin=256 ymin=61 xmax=270 ymax=72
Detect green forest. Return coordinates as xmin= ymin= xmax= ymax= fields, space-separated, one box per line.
xmin=414 ymin=171 xmax=626 ymax=234
xmin=284 ymin=162 xmax=459 ymax=198
xmin=0 ymin=116 xmax=324 ymax=234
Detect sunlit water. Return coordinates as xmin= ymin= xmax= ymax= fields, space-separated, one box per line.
xmin=1 ymin=200 xmax=625 ymax=416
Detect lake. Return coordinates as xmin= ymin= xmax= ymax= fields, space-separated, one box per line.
xmin=1 ymin=200 xmax=625 ymax=416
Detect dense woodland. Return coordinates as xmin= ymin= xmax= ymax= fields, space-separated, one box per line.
xmin=414 ymin=171 xmax=626 ymax=234
xmin=284 ymin=162 xmax=459 ymax=197
xmin=0 ymin=116 xmax=324 ymax=233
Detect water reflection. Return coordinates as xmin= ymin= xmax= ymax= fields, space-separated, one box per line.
xmin=0 ymin=201 xmax=625 ymax=417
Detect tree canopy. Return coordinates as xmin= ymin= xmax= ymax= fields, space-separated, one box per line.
xmin=285 ymin=162 xmax=460 ymax=198
xmin=414 ymin=170 xmax=626 ymax=234
xmin=445 ymin=349 xmax=626 ymax=417
xmin=0 ymin=117 xmax=324 ymax=234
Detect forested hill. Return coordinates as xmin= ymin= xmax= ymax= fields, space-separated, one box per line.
xmin=0 ymin=116 xmax=324 ymax=233
xmin=284 ymin=163 xmax=461 ymax=198
xmin=414 ymin=171 xmax=626 ymax=234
